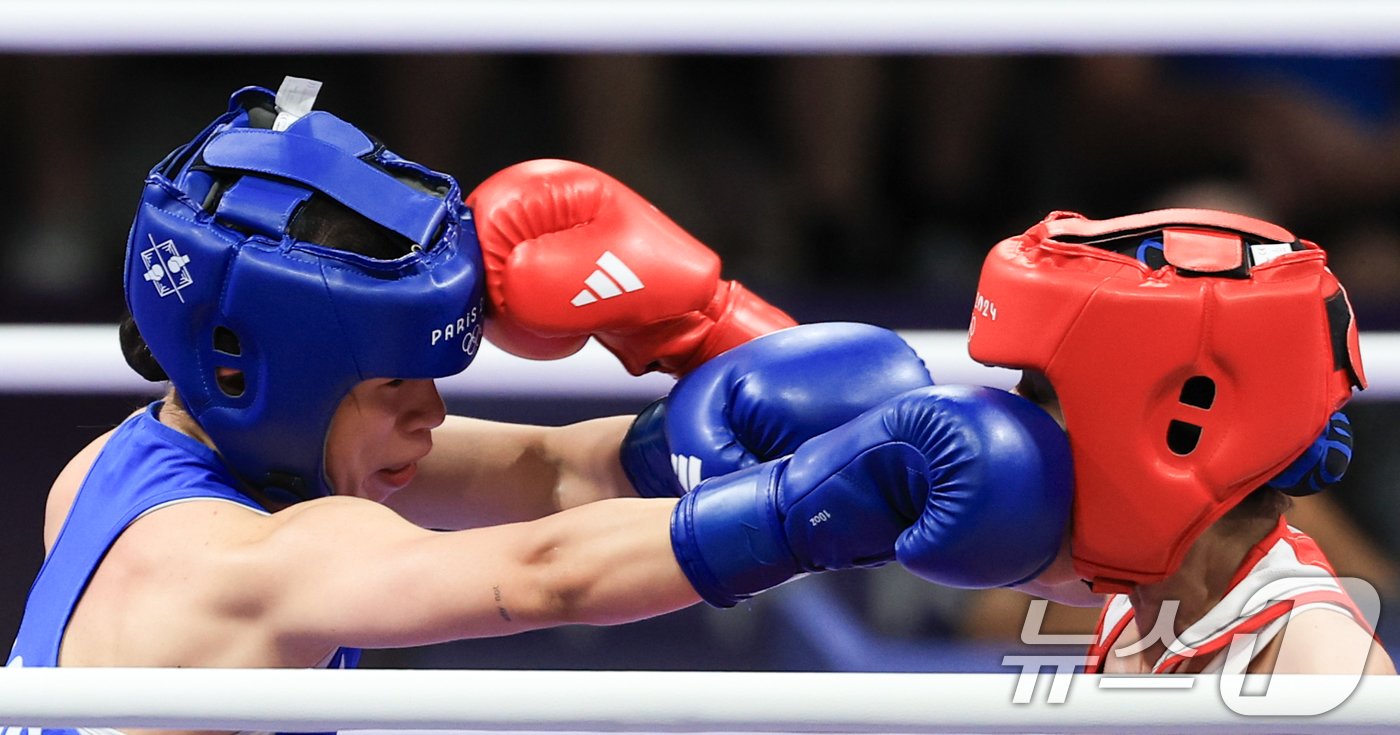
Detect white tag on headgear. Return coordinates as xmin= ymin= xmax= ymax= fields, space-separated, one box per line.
xmin=272 ymin=76 xmax=323 ymax=132
xmin=1249 ymin=242 xmax=1294 ymax=267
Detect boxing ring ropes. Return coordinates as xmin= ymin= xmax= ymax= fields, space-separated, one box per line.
xmin=6 ymin=1 xmax=1400 ymax=732
xmin=3 ymin=327 xmax=1400 ymax=734
xmin=2 ymin=0 xmax=1400 ymax=52
xmin=0 ymin=668 xmax=1396 ymax=734
xmin=4 ymin=326 xmax=1400 ymax=402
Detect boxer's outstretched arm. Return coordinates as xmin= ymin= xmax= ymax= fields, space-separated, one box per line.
xmin=244 ymin=495 xmax=697 ymax=651
xmin=389 ymin=414 xmax=637 ymax=530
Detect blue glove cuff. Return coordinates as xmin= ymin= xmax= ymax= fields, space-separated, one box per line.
xmin=669 ymin=460 xmax=798 ymax=607
xmin=620 ymin=398 xmax=686 ymax=498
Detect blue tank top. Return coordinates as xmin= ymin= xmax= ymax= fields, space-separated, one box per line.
xmin=6 ymin=402 xmax=360 ymax=735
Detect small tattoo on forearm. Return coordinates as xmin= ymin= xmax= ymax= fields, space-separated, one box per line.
xmin=493 ymin=585 xmax=512 ymax=622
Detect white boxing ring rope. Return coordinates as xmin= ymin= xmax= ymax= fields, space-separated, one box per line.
xmin=3 ymin=327 xmax=1399 ymax=735
xmin=2 ymin=325 xmax=1398 ymax=401
xmin=0 ymin=668 xmax=1397 ymax=733
xmin=3 ymin=1 xmax=1400 ymax=53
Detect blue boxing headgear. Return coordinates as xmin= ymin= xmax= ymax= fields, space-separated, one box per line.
xmin=125 ymin=79 xmax=484 ymax=503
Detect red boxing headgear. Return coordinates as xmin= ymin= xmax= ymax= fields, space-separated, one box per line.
xmin=968 ymin=209 xmax=1366 ymax=593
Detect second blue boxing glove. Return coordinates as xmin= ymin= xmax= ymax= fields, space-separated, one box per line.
xmin=670 ymin=385 xmax=1073 ymax=607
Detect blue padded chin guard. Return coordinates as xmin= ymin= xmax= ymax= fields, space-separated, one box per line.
xmin=124 ymin=85 xmax=484 ymax=503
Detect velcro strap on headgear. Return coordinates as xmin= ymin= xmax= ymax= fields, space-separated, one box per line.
xmin=1038 ymin=208 xmax=1297 ymax=244
xmin=215 ymin=177 xmax=314 ymax=237
xmin=201 ymin=128 xmax=449 ymax=246
xmin=1034 ymin=208 xmax=1306 ymax=280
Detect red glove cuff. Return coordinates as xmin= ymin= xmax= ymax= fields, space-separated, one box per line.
xmin=597 ymin=280 xmax=796 ymax=377
xmin=678 ymin=281 xmax=797 ymax=375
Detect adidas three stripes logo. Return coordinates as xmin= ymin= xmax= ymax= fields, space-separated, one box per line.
xmin=571 ymin=251 xmax=645 ymax=307
xmin=672 ymin=453 xmax=704 ymax=493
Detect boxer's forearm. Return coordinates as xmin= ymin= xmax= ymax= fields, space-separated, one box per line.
xmin=479 ymin=497 xmax=698 ymax=629
xmin=391 ymin=415 xmax=635 ymax=530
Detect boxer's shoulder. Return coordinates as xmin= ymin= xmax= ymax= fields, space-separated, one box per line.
xmin=43 ymin=418 xmax=131 ymax=551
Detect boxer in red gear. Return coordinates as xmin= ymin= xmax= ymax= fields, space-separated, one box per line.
xmin=467 ymin=159 xmax=796 ymax=376
xmin=970 ymin=209 xmax=1392 ymax=676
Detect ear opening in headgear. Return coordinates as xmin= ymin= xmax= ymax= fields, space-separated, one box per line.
xmin=1167 ymin=420 xmax=1203 ymax=455
xmin=1179 ymin=375 xmax=1216 ymax=409
xmin=213 ymin=326 xmax=241 ymax=356
xmin=1166 ymin=375 xmax=1217 ymax=456
xmin=216 ymin=369 xmax=246 ymax=398
xmin=212 ymin=327 xmax=246 ymax=398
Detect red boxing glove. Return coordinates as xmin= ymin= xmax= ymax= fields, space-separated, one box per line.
xmin=467 ymin=159 xmax=796 ymax=376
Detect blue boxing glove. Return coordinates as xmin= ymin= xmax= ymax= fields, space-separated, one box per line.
xmin=670 ymin=385 xmax=1073 ymax=607
xmin=1267 ymin=411 xmax=1353 ymax=496
xmin=621 ymin=322 xmax=933 ymax=497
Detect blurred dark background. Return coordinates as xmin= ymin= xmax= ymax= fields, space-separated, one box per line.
xmin=3 ymin=52 xmax=1400 ymax=672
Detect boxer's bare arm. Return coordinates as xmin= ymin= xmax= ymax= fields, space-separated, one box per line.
xmin=61 ymin=493 xmax=693 ymax=668
xmin=254 ymin=494 xmax=694 ymax=652
xmin=1251 ymin=608 xmax=1396 ymax=675
xmin=387 ymin=415 xmax=637 ymax=530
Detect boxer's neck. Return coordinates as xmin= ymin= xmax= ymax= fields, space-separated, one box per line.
xmin=1122 ymin=514 xmax=1277 ymax=668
